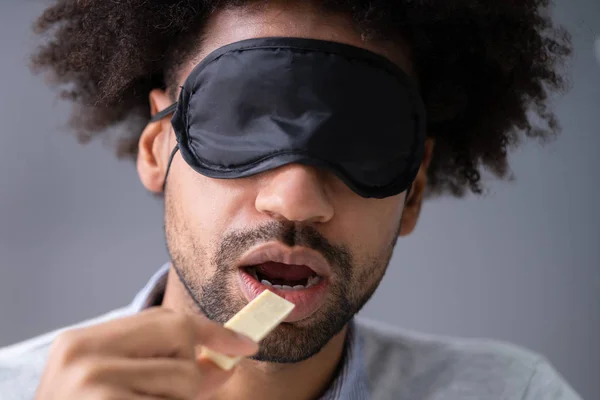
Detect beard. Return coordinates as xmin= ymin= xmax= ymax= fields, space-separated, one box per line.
xmin=165 ymin=197 xmax=399 ymax=364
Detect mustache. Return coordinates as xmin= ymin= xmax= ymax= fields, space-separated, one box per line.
xmin=214 ymin=222 xmax=352 ymax=273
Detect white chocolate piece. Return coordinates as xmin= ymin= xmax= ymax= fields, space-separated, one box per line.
xmin=200 ymin=290 xmax=295 ymax=370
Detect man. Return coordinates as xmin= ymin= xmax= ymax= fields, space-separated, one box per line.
xmin=0 ymin=0 xmax=581 ymax=399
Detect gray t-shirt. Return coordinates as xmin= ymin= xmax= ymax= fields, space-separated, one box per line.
xmin=356 ymin=319 xmax=582 ymax=400
xmin=0 ymin=265 xmax=583 ymax=400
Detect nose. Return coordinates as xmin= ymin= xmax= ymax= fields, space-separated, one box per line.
xmin=255 ymin=164 xmax=334 ymax=224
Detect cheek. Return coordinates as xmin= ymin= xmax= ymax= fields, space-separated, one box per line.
xmin=333 ymin=192 xmax=405 ymax=249
xmin=175 ymin=163 xmax=257 ymax=239
xmin=334 ymin=196 xmax=403 ymax=298
xmin=323 ymin=173 xmax=404 ymax=242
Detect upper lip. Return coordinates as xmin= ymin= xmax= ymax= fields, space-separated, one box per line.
xmin=237 ymin=242 xmax=331 ymax=277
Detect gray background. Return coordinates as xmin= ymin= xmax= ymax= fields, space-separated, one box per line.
xmin=0 ymin=1 xmax=598 ymax=399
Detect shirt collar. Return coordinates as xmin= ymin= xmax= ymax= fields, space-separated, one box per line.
xmin=129 ymin=263 xmax=369 ymax=400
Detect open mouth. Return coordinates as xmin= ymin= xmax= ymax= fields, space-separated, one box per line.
xmin=244 ymin=262 xmax=323 ymax=290
xmin=237 ymin=246 xmax=331 ymax=322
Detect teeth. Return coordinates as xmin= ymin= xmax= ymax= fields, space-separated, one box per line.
xmin=257 ymin=275 xmax=322 ymax=290
xmin=306 ymin=275 xmax=321 ymax=288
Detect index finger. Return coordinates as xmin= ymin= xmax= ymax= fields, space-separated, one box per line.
xmin=186 ymin=310 xmax=259 ymax=356
xmin=59 ymin=308 xmax=257 ymax=359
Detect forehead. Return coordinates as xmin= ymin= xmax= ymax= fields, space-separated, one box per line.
xmin=176 ymin=3 xmax=415 ymax=88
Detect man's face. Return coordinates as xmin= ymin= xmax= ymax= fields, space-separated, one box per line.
xmin=159 ymin=3 xmax=416 ymax=363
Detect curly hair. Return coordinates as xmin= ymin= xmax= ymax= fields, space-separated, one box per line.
xmin=30 ymin=0 xmax=571 ymax=197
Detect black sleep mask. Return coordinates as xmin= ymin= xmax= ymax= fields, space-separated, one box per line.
xmin=151 ymin=37 xmax=427 ymax=199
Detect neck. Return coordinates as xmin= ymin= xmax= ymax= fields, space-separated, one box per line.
xmin=162 ymin=267 xmax=349 ymax=400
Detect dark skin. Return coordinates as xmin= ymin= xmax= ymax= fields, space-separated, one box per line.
xmin=140 ymin=3 xmax=433 ymax=400
xmin=36 ymin=3 xmax=434 ymax=400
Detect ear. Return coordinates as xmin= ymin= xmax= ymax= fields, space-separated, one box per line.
xmin=399 ymin=138 xmax=435 ymax=237
xmin=137 ymin=89 xmax=175 ymax=194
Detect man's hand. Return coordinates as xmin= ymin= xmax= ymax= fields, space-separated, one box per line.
xmin=35 ymin=307 xmax=258 ymax=400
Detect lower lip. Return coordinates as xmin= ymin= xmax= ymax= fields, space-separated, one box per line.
xmin=238 ymin=268 xmax=329 ymax=322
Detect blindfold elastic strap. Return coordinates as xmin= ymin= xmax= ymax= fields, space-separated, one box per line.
xmin=162 ymin=144 xmax=180 ymax=192
xmin=404 ymin=184 xmax=412 ymax=204
xmin=151 ymin=104 xmax=179 ymax=192
xmin=150 ymin=103 xmax=178 ymax=123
